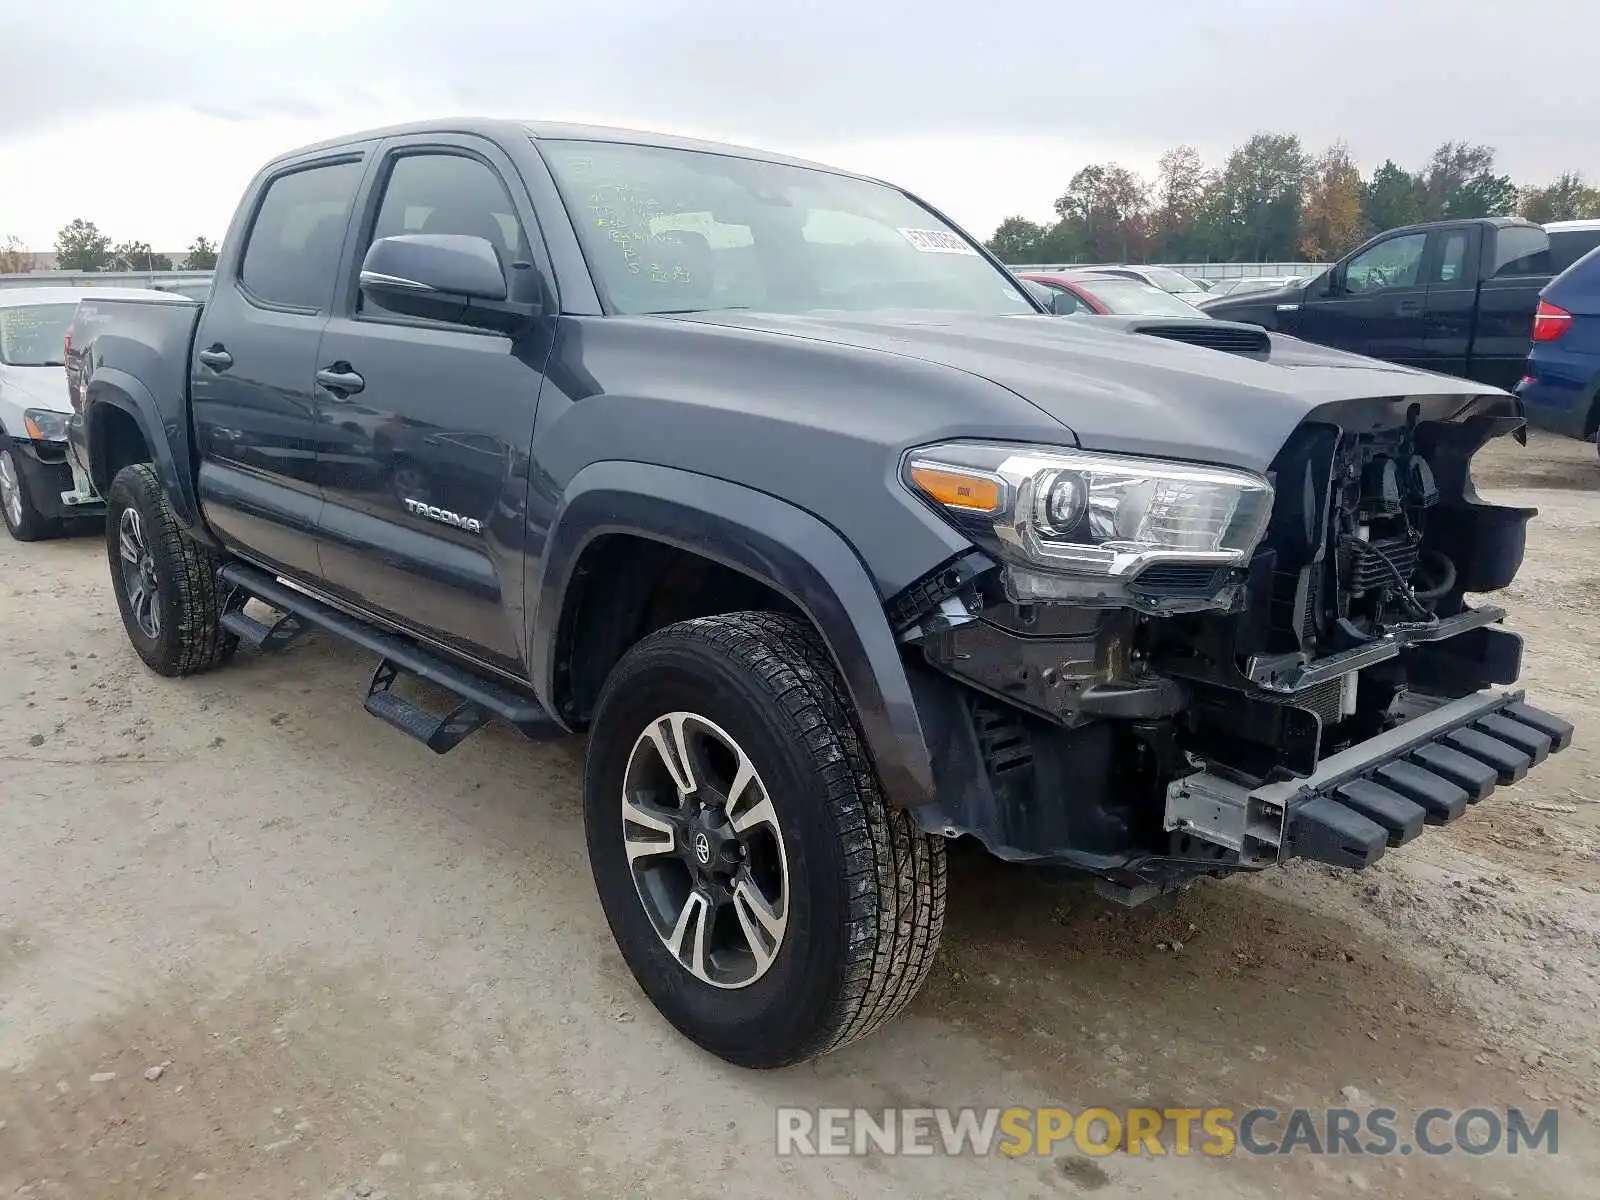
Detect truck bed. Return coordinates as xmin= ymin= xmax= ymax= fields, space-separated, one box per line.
xmin=66 ymin=293 xmax=204 ymax=515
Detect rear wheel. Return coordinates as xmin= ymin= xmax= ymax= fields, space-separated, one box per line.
xmin=584 ymin=611 xmax=946 ymax=1068
xmin=105 ymin=463 xmax=238 ymax=676
xmin=0 ymin=447 xmax=53 ymax=542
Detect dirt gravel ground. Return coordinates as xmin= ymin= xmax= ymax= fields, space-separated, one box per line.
xmin=2 ymin=430 xmax=1599 ymax=1199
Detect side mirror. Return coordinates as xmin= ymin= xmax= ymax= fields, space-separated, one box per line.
xmin=360 ymin=234 xmax=527 ymax=330
xmin=1049 ymin=290 xmax=1081 ymax=316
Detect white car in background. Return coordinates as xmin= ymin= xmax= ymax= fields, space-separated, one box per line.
xmin=1196 ymin=276 xmax=1306 ymax=306
xmin=1084 ymin=263 xmax=1211 ymax=299
xmin=0 ymin=287 xmax=174 ymax=540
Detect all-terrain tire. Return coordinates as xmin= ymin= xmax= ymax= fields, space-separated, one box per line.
xmin=583 ymin=610 xmax=947 ymax=1068
xmin=105 ymin=463 xmax=238 ymax=677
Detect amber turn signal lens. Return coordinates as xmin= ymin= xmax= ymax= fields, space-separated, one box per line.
xmin=909 ymin=465 xmax=1003 ymax=513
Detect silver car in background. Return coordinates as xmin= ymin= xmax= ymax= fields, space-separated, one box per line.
xmin=0 ymin=287 xmax=175 ymax=540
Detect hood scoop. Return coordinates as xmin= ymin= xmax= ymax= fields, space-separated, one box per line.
xmin=1131 ymin=320 xmax=1272 ymax=359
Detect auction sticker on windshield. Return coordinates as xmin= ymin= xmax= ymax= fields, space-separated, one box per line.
xmin=899 ymin=228 xmax=979 ymax=255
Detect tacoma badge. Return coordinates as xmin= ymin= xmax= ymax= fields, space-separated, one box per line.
xmin=403 ymin=498 xmax=483 ymax=534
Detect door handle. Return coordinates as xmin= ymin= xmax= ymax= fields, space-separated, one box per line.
xmin=197 ymin=346 xmax=233 ymax=371
xmin=1396 ymin=298 xmax=1422 ymax=314
xmin=316 ymin=365 xmax=365 ymax=397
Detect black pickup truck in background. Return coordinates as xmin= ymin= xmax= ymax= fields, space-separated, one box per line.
xmin=1204 ymin=217 xmax=1600 ymax=392
xmin=62 ymin=119 xmax=1572 ymax=1069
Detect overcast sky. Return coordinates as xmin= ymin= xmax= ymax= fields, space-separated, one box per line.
xmin=3 ymin=0 xmax=1594 ymax=252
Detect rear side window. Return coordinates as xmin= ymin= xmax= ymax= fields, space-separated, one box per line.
xmin=239 ymin=160 xmax=364 ymax=310
xmin=1491 ymin=226 xmax=1552 ymax=278
xmin=1549 ymin=228 xmax=1600 ymax=273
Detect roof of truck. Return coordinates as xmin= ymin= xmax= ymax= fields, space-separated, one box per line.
xmin=264 ymin=117 xmax=856 ymax=178
xmin=1374 ymin=216 xmax=1542 ymax=238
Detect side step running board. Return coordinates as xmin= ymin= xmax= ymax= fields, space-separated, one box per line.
xmin=221 ymin=606 xmax=310 ymax=652
xmin=364 ymin=659 xmax=491 ymax=754
xmin=218 ymin=562 xmax=563 ymax=752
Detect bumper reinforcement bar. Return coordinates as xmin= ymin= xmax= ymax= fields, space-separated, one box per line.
xmin=1165 ymin=689 xmax=1573 ymax=871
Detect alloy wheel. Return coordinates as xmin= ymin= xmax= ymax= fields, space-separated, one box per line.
xmin=621 ymin=711 xmax=790 ymax=989
xmin=0 ymin=451 xmax=22 ymax=529
xmin=117 ymin=506 xmax=162 ymax=639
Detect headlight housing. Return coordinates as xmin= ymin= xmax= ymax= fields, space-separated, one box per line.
xmin=23 ymin=408 xmax=70 ymax=441
xmin=904 ymin=441 xmax=1274 ymax=608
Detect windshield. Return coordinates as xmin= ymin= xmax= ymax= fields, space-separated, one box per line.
xmin=539 ymin=139 xmax=1037 ymax=317
xmin=0 ymin=303 xmax=74 ymax=367
xmin=1137 ymin=266 xmax=1205 ymax=294
xmin=1081 ymin=278 xmax=1208 ymax=317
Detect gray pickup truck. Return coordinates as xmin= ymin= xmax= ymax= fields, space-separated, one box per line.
xmin=65 ymin=119 xmax=1571 ymax=1068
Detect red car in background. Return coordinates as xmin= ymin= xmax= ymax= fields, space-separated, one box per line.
xmin=1017 ymin=271 xmax=1213 ymax=319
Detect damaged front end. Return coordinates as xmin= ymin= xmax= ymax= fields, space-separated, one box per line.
xmin=892 ymin=392 xmax=1572 ymax=905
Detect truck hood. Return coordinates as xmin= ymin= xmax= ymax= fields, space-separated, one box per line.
xmin=1199 ymin=283 xmax=1305 ymax=324
xmin=681 ymin=310 xmax=1506 ymax=471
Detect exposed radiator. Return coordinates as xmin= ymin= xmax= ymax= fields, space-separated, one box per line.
xmin=1350 ymin=536 xmax=1420 ymax=593
xmin=1258 ymin=676 xmax=1344 ymax=726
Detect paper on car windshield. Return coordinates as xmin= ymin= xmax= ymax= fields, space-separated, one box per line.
xmin=898 ymin=228 xmax=979 ymax=255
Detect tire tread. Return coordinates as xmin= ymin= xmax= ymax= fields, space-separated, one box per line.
xmin=106 ymin=463 xmax=236 ymax=677
xmin=641 ymin=611 xmax=946 ymax=1063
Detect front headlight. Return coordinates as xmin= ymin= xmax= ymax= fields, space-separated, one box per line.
xmin=23 ymin=408 xmax=70 ymax=441
xmin=904 ymin=441 xmax=1274 ymax=605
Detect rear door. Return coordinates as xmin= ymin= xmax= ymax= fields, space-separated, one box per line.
xmin=1417 ymin=226 xmax=1481 ymax=377
xmin=1291 ymin=229 xmax=1430 ymax=366
xmin=311 ymin=134 xmax=555 ymax=673
xmin=1469 ymin=225 xmax=1554 ymax=391
xmin=191 ymin=152 xmax=368 ymax=578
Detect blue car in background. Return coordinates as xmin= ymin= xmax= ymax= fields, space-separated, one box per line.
xmin=1516 ymin=243 xmax=1600 ymax=448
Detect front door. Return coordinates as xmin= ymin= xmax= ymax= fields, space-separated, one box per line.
xmin=191 ymin=154 xmax=367 ymax=579
xmin=312 ymin=137 xmax=555 ymax=674
xmin=1292 ymin=230 xmax=1430 ymax=367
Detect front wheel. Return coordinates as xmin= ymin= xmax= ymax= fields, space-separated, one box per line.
xmin=584 ymin=611 xmax=947 ymax=1068
xmin=0 ymin=447 xmax=54 ymax=542
xmin=105 ymin=463 xmax=238 ymax=677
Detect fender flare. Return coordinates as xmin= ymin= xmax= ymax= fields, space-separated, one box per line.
xmin=85 ymin=367 xmax=209 ymax=538
xmin=531 ymin=461 xmax=937 ymax=808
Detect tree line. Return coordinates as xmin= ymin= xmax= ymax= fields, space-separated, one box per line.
xmin=0 ymin=220 xmax=219 ymax=273
xmin=985 ymin=136 xmax=1600 ymax=266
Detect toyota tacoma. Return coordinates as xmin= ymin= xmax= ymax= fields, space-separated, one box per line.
xmin=66 ymin=119 xmax=1572 ymax=1069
